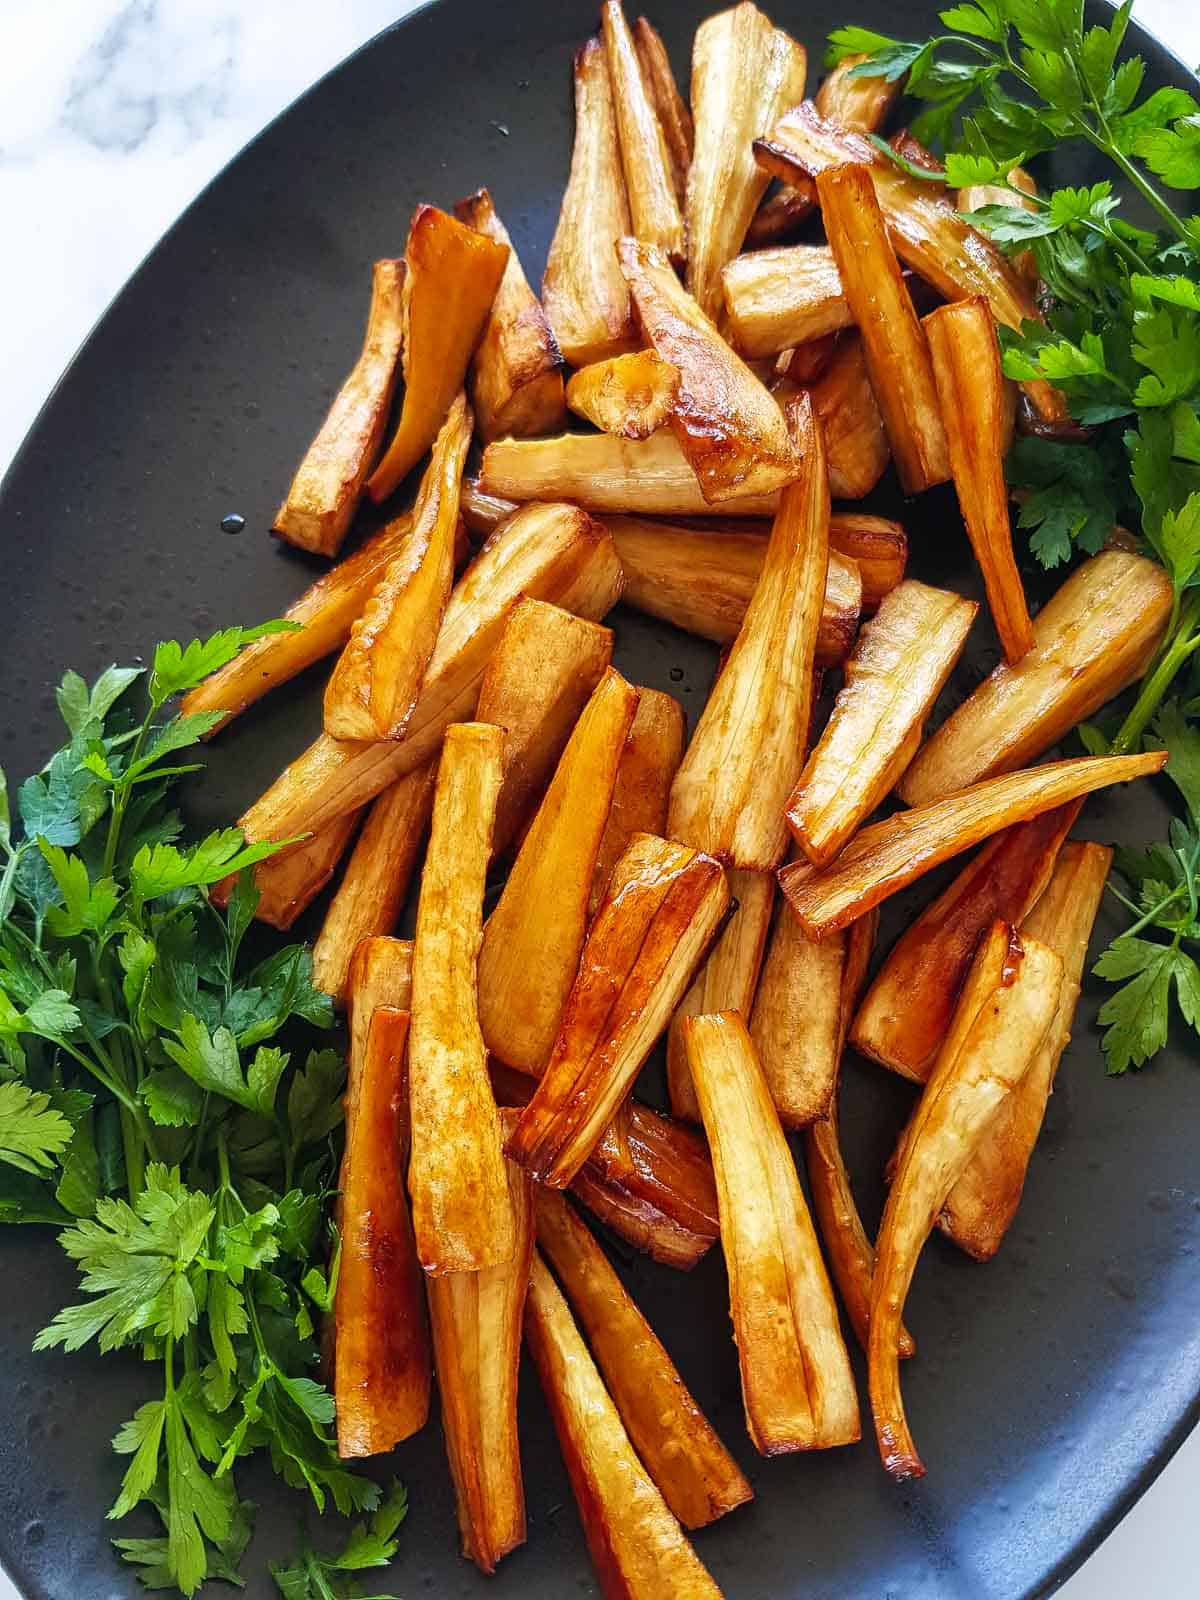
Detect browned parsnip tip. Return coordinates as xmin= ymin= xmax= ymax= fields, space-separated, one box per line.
xmin=632 ymin=16 xmax=693 ymax=203
xmin=806 ymin=332 xmax=891 ymax=500
xmin=828 ymin=513 xmax=908 ymax=612
xmin=566 ymin=350 xmax=680 ymax=438
xmin=722 ymin=243 xmax=852 ymax=360
xmin=589 ymin=686 xmax=685 ymax=917
xmin=210 ymin=810 xmax=361 ymax=931
xmin=602 ymin=1 xmax=685 ymax=262
xmin=814 ymin=53 xmax=903 ymax=131
xmin=273 ymin=257 xmax=404 ymax=556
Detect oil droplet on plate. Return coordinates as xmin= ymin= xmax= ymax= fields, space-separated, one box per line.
xmin=221 ymin=513 xmax=246 ymax=535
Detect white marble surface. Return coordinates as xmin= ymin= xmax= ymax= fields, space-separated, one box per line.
xmin=0 ymin=2 xmax=1197 ymax=1597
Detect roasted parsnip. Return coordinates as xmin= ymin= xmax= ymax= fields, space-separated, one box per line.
xmin=925 ymin=298 xmax=1035 ymax=664
xmin=324 ymin=393 xmax=470 ymax=741
xmin=335 ymin=1006 xmax=430 ymax=1457
xmin=723 ymin=244 xmax=851 ymax=359
xmin=827 ymin=512 xmax=907 ymax=612
xmin=566 ymin=350 xmax=680 ymax=438
xmin=808 ymin=333 xmax=891 ymax=500
xmin=939 ymin=842 xmax=1112 ymax=1259
xmin=408 ymin=723 xmax=515 ymax=1274
xmin=851 ymin=801 xmax=1081 ymax=1082
xmin=619 ymin=237 xmax=803 ymax=502
xmin=458 ymin=478 xmax=519 ymax=538
xmin=273 ymin=258 xmax=405 ymax=556
xmin=506 ymin=833 xmax=728 ymax=1186
xmin=535 ymin=1187 xmax=752 ymax=1528
xmin=778 ymin=751 xmax=1166 ymax=937
xmin=367 ymin=207 xmax=508 ymax=504
xmin=211 ymin=808 xmax=361 ymax=931
xmin=815 ymin=52 xmax=903 ymax=130
xmin=684 ymin=1011 xmax=859 ymax=1453
xmin=669 ymin=395 xmax=828 ymax=868
xmin=786 ymin=580 xmax=977 ymax=866
xmin=478 ymin=669 xmax=640 ymax=1075
xmin=777 ymin=334 xmax=840 ymax=384
xmin=632 ymin=16 xmax=693 ymax=202
xmin=589 ymin=687 xmax=685 ymax=917
xmin=524 ymin=1253 xmax=724 ymax=1600
xmin=743 ymin=181 xmax=816 ymax=247
xmin=686 ymin=2 xmax=807 ymax=319
xmin=869 ymin=922 xmax=1062 ymax=1479
xmin=602 ymin=1 xmax=685 ymax=262
xmin=899 ymin=550 xmax=1174 ymax=806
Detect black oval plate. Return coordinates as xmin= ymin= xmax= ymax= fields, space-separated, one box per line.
xmin=2 ymin=3 xmax=1199 ymax=1598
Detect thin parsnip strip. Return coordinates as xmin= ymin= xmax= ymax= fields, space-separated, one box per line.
xmin=589 ymin=687 xmax=684 ymax=917
xmin=899 ymin=550 xmax=1174 ymax=806
xmin=786 ymin=580 xmax=977 ymax=866
xmin=722 ymin=244 xmax=851 ymax=359
xmin=668 ymin=395 xmax=827 ymax=868
xmin=602 ymin=1 xmax=685 ymax=262
xmin=825 ymin=512 xmax=907 ymax=612
xmin=506 ymin=834 xmax=728 ymax=1187
xmin=454 ymin=187 xmax=565 ymax=443
xmin=273 ymin=258 xmax=405 ymax=556
xmin=535 ymin=1187 xmax=752 ymax=1528
xmin=408 ymin=723 xmax=515 ymax=1274
xmin=525 ymin=1252 xmax=724 ymax=1600
xmin=808 ymin=332 xmax=891 ymax=500
xmin=869 ymin=923 xmax=1062 ymax=1479
xmin=815 ymin=53 xmax=903 ymax=130
xmin=633 ymin=16 xmax=693 ymax=203
xmin=939 ymin=842 xmax=1111 ymax=1259
xmin=851 ymin=801 xmax=1081 ymax=1082
xmin=685 ymin=1010 xmax=859 ymax=1453
xmin=335 ymin=1006 xmax=430 ymax=1457
xmin=566 ymin=350 xmax=681 ymax=438
xmin=478 ymin=669 xmax=640 ymax=1075
xmin=211 ymin=809 xmax=361 ymax=931
xmin=749 ymin=881 xmax=844 ymax=1129
xmin=779 ymin=751 xmax=1166 ymax=937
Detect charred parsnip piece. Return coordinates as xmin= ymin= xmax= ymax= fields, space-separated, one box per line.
xmin=723 ymin=244 xmax=852 ymax=360
xmin=211 ymin=809 xmax=361 ymax=931
xmin=749 ymin=883 xmax=844 ymax=1129
xmin=669 ymin=395 xmax=828 ymax=868
xmin=325 ymin=394 xmax=470 ymax=740
xmin=453 ymin=188 xmax=565 ymax=442
xmin=237 ymin=504 xmax=623 ymax=843
xmin=685 ymin=1011 xmax=859 ymax=1453
xmin=779 ymin=751 xmax=1166 ymax=937
xmin=632 ymin=16 xmax=693 ymax=202
xmin=476 ymin=598 xmax=614 ymax=856
xmin=851 ymin=801 xmax=1080 ymax=1082
xmin=506 ymin=834 xmax=729 ymax=1186
xmin=566 ymin=350 xmax=680 ymax=438
xmin=273 ymin=258 xmax=405 ymax=556
xmin=525 ymin=1253 xmax=724 ymax=1600
xmin=478 ymin=669 xmax=640 ymax=1075
xmin=602 ymin=1 xmax=685 ymax=262
xmin=367 ymin=208 xmax=507 ymax=504
xmin=870 ymin=923 xmax=1062 ymax=1479
xmin=899 ymin=551 xmax=1174 ymax=805
xmin=806 ymin=333 xmax=891 ymax=500
xmin=686 ymin=2 xmax=807 ymax=319
xmin=940 ymin=842 xmax=1111 ymax=1259
xmin=535 ymin=1188 xmax=752 ymax=1528
xmin=817 ymin=164 xmax=950 ymax=495
xmin=667 ymin=870 xmax=774 ymax=1122
xmin=826 ymin=513 xmax=907 ymax=612
xmin=311 ymin=764 xmax=436 ymax=1005
xmin=925 ymin=298 xmax=1034 ymax=664
xmin=589 ymin=688 xmax=684 ymax=917
xmin=335 ymin=1006 xmax=430 ymax=1457
xmin=619 ymin=237 xmax=803 ymax=503
xmin=408 ymin=724 xmax=515 ymax=1273
xmin=787 ymin=580 xmax=977 ymax=866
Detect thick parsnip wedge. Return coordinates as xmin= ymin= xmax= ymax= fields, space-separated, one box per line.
xmin=815 ymin=53 xmax=903 ymax=130
xmin=817 ymin=164 xmax=950 ymax=495
xmin=506 ymin=834 xmax=729 ymax=1186
xmin=608 ymin=514 xmax=860 ymax=665
xmin=787 ymin=580 xmax=977 ymax=866
xmin=940 ymin=842 xmax=1111 ymax=1259
xmin=237 ymin=504 xmax=622 ymax=843
xmin=335 ymin=1006 xmax=430 ymax=1457
xmin=869 ymin=923 xmax=1062 ymax=1479
xmin=453 ymin=188 xmax=565 ymax=442
xmin=367 ymin=208 xmax=507 ymax=504
xmin=743 ymin=182 xmax=817 ymax=247
xmin=602 ymin=1 xmax=685 ymax=262
xmin=544 ymin=39 xmax=638 ymax=367
xmin=478 ymin=669 xmax=640 ymax=1074
xmin=426 ymin=1135 xmax=532 ymax=1572
xmin=566 ymin=351 xmax=680 ymax=438
xmin=722 ymin=244 xmax=850 ymax=360
xmin=310 ymin=764 xmax=436 ymax=1006
xmin=212 ymin=809 xmax=360 ymax=931
xmin=476 ymin=598 xmax=614 ymax=856
xmin=808 ymin=332 xmax=890 ymax=500
xmin=619 ymin=237 xmax=803 ymax=503
xmin=899 ymin=551 xmax=1174 ymax=806
xmin=667 ymin=870 xmax=774 ymax=1122
xmin=590 ymin=687 xmax=684 ymax=917
xmin=925 ymin=298 xmax=1034 ymax=664
xmin=273 ymin=258 xmax=405 ymax=556
xmin=851 ymin=801 xmax=1080 ymax=1082
xmin=749 ymin=883 xmax=844 ymax=1129
xmin=408 ymin=724 xmax=514 ymax=1274
xmin=325 ymin=394 xmax=470 ymax=740
xmin=685 ymin=1011 xmax=859 ymax=1453
xmin=827 ymin=513 xmax=907 ymax=612
xmin=633 ymin=16 xmax=693 ymax=202
xmin=535 ymin=1188 xmax=752 ymax=1528
xmin=669 ymin=395 xmax=827 ymax=868
xmin=779 ymin=751 xmax=1166 ymax=937
xmin=525 ymin=1252 xmax=724 ymax=1600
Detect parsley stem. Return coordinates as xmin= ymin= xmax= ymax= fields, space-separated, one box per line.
xmin=100 ymin=705 xmax=155 ymax=880
xmin=1109 ymin=880 xmax=1188 ymax=940
xmin=1111 ymin=594 xmax=1200 ymax=755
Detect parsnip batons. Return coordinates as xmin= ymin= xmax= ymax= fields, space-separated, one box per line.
xmin=814 ymin=52 xmax=903 ymax=130
xmin=809 ymin=333 xmax=891 ymax=500
xmin=602 ymin=1 xmax=686 ymax=262
xmin=566 ymin=350 xmax=680 ymax=438
xmin=723 ymin=244 xmax=851 ymax=359
xmin=633 ymin=16 xmax=693 ymax=202
xmin=589 ymin=687 xmax=685 ymax=917
xmin=749 ymin=892 xmax=844 ymax=1129
xmin=212 ymin=809 xmax=360 ymax=931
xmin=827 ymin=512 xmax=907 ymax=612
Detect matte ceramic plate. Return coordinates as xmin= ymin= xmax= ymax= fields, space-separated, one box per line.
xmin=1 ymin=3 xmax=1198 ymax=1598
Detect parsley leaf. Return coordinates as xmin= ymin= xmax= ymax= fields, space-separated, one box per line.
xmin=0 ymin=1081 xmax=75 ymax=1174
xmin=149 ymin=625 xmax=299 ymax=709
